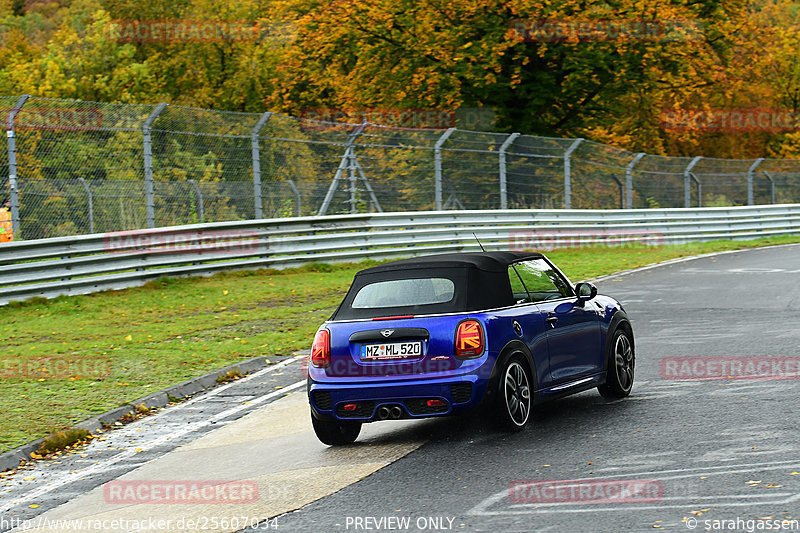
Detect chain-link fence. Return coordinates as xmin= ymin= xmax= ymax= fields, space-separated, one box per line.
xmin=3 ymin=95 xmax=800 ymax=240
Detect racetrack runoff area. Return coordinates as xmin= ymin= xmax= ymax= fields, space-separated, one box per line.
xmin=2 ymin=244 xmax=800 ymax=532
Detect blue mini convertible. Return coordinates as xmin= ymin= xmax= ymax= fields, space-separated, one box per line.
xmin=307 ymin=251 xmax=634 ymax=445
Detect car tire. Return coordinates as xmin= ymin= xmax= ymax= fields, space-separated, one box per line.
xmin=598 ymin=327 xmax=635 ymax=400
xmin=495 ymin=354 xmax=533 ymax=431
xmin=311 ymin=410 xmax=362 ymax=445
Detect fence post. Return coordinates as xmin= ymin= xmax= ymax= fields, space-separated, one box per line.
xmin=611 ymin=175 xmax=624 ymax=209
xmin=690 ymin=172 xmax=702 ymax=207
xmin=318 ymin=121 xmax=367 ymax=216
xmin=285 ymin=179 xmax=301 ymax=217
xmin=348 ymin=148 xmax=358 ymax=213
xmin=434 ymin=128 xmax=456 ymax=211
xmin=762 ymin=170 xmax=776 ymax=204
xmin=747 ymin=158 xmax=764 ymax=206
xmin=683 ymin=156 xmax=703 ymax=207
xmin=251 ymin=111 xmax=273 ymax=219
xmin=6 ymin=94 xmax=30 ymax=240
xmin=77 ymin=178 xmax=94 ymax=233
xmin=352 ymin=154 xmax=383 ymax=213
xmin=188 ymin=179 xmax=204 ymax=222
xmin=625 ymin=152 xmax=646 ymax=209
xmin=563 ymin=138 xmax=583 ymax=209
xmin=142 ymin=103 xmax=168 ymax=229
xmin=499 ymin=133 xmax=520 ymax=209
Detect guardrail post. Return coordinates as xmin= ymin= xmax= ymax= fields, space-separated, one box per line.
xmin=499 ymin=132 xmax=520 ymax=209
xmin=285 ymin=179 xmax=301 ymax=217
xmin=761 ymin=170 xmax=776 ymax=204
xmin=142 ymin=103 xmax=168 ymax=228
xmin=747 ymin=158 xmax=764 ymax=206
xmin=188 ymin=179 xmax=204 ymax=222
xmin=6 ymin=94 xmax=30 ymax=240
xmin=434 ymin=127 xmax=456 ymax=210
xmin=563 ymin=138 xmax=583 ymax=209
xmin=318 ymin=121 xmax=367 ymax=216
xmin=251 ymin=111 xmax=273 ymax=219
xmin=683 ymin=156 xmax=703 ymax=207
xmin=625 ymin=152 xmax=646 ymax=209
xmin=77 ymin=178 xmax=94 ymax=233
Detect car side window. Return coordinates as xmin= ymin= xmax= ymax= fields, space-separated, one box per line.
xmin=510 ymin=259 xmax=573 ymax=303
xmin=507 ymin=266 xmax=531 ymax=304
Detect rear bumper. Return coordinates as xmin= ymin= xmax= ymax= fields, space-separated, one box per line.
xmin=309 ymin=374 xmax=489 ymax=421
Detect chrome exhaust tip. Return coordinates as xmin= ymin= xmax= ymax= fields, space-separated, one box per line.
xmin=377 ymin=406 xmax=391 ymax=420
xmin=390 ymin=406 xmax=403 ymax=419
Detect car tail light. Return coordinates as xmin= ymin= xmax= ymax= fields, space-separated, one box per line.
xmin=311 ymin=329 xmax=330 ymax=368
xmin=455 ymin=320 xmax=484 ymax=358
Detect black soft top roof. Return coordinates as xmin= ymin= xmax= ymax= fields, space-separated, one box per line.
xmin=356 ymin=251 xmax=544 ymax=275
xmin=333 ymin=251 xmax=555 ymax=320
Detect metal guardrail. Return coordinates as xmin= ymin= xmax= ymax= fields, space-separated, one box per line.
xmin=1 ymin=205 xmax=799 ymax=306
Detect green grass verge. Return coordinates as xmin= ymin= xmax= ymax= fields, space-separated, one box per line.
xmin=1 ymin=236 xmax=799 ymax=454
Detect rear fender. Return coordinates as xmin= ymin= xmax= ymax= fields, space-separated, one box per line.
xmin=483 ymin=340 xmax=539 ymax=408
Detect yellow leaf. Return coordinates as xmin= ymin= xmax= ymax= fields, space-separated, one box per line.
xmin=125 ymin=335 xmax=133 ymax=341
xmin=29 ymin=504 xmax=39 ymax=509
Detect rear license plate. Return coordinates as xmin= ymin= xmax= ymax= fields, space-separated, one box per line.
xmin=361 ymin=341 xmax=422 ymax=361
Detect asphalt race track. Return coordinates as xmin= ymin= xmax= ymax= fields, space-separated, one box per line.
xmin=264 ymin=244 xmax=800 ymax=532
xmin=2 ymin=244 xmax=800 ymax=533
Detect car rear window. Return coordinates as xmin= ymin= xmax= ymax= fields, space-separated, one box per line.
xmin=331 ymin=265 xmax=514 ymax=320
xmin=351 ymin=278 xmax=455 ymax=308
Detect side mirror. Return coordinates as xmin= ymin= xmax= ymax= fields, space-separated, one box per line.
xmin=575 ymin=282 xmax=597 ymax=305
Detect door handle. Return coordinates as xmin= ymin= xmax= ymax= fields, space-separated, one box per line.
xmin=546 ymin=315 xmax=558 ymax=326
